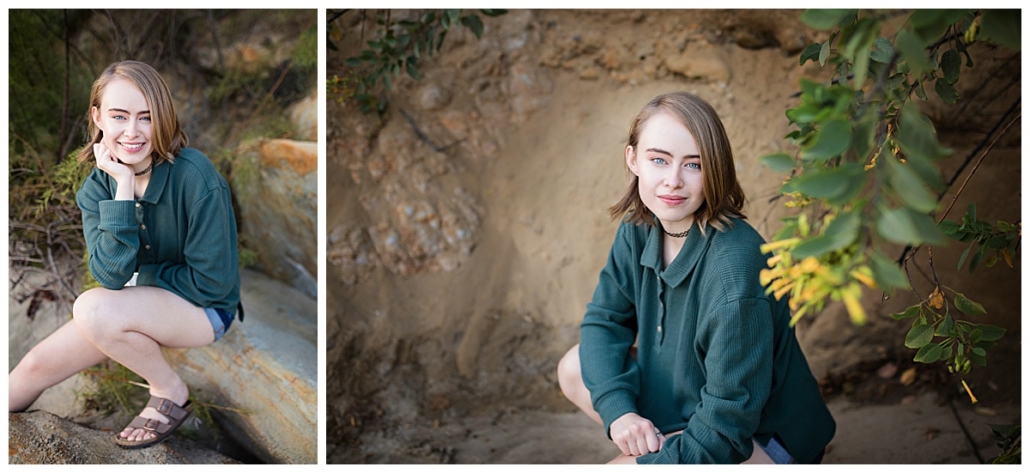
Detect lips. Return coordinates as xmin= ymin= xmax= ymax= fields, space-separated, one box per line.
xmin=658 ymin=195 xmax=686 ymax=205
xmin=119 ymin=142 xmax=146 ymax=152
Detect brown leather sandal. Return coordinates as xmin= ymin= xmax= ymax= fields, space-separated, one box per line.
xmin=114 ymin=395 xmax=192 ymax=448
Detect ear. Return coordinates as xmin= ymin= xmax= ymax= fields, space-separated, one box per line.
xmin=91 ymin=106 xmax=102 ymax=129
xmin=625 ymin=145 xmax=639 ymax=176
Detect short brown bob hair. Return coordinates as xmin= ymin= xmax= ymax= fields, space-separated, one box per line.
xmin=77 ymin=60 xmax=188 ymax=164
xmin=609 ymin=92 xmax=746 ymax=233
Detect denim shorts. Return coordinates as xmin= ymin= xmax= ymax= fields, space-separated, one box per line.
xmin=204 ymin=307 xmax=234 ymax=342
xmin=758 ymin=435 xmax=824 ymax=464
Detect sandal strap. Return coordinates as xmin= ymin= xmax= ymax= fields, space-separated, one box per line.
xmin=145 ymin=395 xmax=190 ymax=422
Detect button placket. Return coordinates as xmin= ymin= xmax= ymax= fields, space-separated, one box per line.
xmin=135 ymin=201 xmax=153 ymax=257
xmin=656 ymin=272 xmax=666 ymax=345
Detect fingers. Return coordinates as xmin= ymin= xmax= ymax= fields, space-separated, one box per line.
xmin=611 ymin=414 xmax=662 ymax=456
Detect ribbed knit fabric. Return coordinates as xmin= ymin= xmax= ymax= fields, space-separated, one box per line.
xmin=579 ymin=218 xmax=835 ymax=464
xmin=76 ymin=147 xmax=241 ymax=313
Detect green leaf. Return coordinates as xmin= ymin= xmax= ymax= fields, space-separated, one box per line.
xmin=914 ymin=342 xmax=944 ymax=363
xmin=906 ymin=323 xmax=935 ymax=349
xmin=801 ymin=9 xmax=853 ymax=30
xmin=479 ymin=9 xmax=508 ymax=17
xmin=819 ymin=40 xmax=831 ymax=66
xmin=801 ymin=119 xmax=852 ymax=162
xmin=909 ymin=10 xmax=967 ymax=45
xmin=792 ymin=211 xmax=860 ymax=259
xmin=886 ymin=154 xmax=939 ymax=213
xmin=967 ymin=201 xmax=977 ymax=222
xmin=760 ymin=152 xmax=796 ymax=173
xmin=897 ymin=102 xmax=951 ymax=162
xmin=941 ymin=49 xmax=961 ymax=84
xmin=954 ymin=292 xmax=987 ymax=315
xmin=790 ymin=163 xmax=864 ymax=201
xmin=935 ymin=314 xmax=955 ymax=336
xmin=461 ymin=14 xmax=484 ymax=39
xmin=980 ymin=9 xmax=1021 ymax=51
xmin=870 ymin=250 xmax=911 ymax=290
xmin=876 ymin=206 xmax=947 ymax=245
xmin=935 ymin=79 xmax=959 ymax=104
xmin=896 ymin=29 xmax=930 ymax=75
xmin=957 ymin=243 xmax=973 ymax=270
xmin=975 ymin=324 xmax=1006 ymax=342
xmin=939 ymin=219 xmax=961 ymax=236
xmin=891 ymin=304 xmax=922 ymax=320
xmin=800 ymin=43 xmax=822 ymax=65
xmin=406 ymin=58 xmax=420 ymax=80
xmin=968 ymin=346 xmax=988 ymax=366
xmin=870 ymin=37 xmax=896 ymax=63
xmin=969 ymin=248 xmax=984 ymax=272
xmin=852 ymin=116 xmax=876 ymax=161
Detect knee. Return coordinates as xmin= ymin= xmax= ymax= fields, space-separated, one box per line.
xmin=557 ymin=344 xmax=583 ymax=394
xmin=73 ymin=287 xmax=123 ymax=339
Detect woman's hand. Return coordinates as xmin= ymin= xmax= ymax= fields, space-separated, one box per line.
xmin=94 ymin=143 xmax=135 ymax=200
xmin=609 ymin=412 xmax=665 ymax=457
xmin=94 ymin=143 xmax=134 ymax=182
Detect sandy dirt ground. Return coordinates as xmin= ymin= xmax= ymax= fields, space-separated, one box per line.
xmin=325 ymin=10 xmax=1021 ymax=464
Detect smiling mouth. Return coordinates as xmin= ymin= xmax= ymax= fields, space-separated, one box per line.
xmin=659 ymin=195 xmax=686 ymax=205
xmin=119 ymin=142 xmax=145 ymax=151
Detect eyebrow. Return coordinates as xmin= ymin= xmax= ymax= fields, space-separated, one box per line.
xmin=645 ymin=147 xmax=700 ymax=159
xmin=107 ymin=108 xmax=150 ymax=114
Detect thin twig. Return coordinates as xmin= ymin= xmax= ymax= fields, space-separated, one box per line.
xmin=899 ymin=101 xmax=1021 ymax=265
xmin=937 ymin=112 xmax=1021 ymax=225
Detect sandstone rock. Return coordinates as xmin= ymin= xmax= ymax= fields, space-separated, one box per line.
xmin=163 ymin=268 xmax=317 ymax=464
xmin=663 ymin=46 xmax=732 ymax=84
xmin=416 ymin=83 xmax=453 ymax=111
xmin=9 ymin=410 xmax=238 ymax=464
xmin=287 ymin=91 xmax=318 ymax=141
xmin=231 ymin=138 xmax=318 ymax=299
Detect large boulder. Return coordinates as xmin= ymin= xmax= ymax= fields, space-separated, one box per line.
xmin=231 ymin=139 xmax=318 ymax=298
xmin=163 ymin=268 xmax=317 ymax=464
xmin=9 ymin=410 xmax=238 ymax=464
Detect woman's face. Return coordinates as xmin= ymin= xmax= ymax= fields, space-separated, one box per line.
xmin=626 ymin=112 xmax=705 ymax=234
xmin=91 ymin=78 xmax=154 ymax=168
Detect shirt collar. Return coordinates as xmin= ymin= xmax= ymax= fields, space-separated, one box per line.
xmin=640 ymin=218 xmax=708 ymax=287
xmin=139 ymin=159 xmax=170 ymax=204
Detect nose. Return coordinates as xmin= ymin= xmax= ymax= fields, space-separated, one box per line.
xmin=663 ymin=166 xmax=683 ymax=188
xmin=125 ymin=118 xmax=139 ymax=138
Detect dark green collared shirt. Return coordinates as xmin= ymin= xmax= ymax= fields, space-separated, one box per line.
xmin=76 ymin=147 xmax=241 ymax=313
xmin=580 ymin=218 xmax=835 ymax=464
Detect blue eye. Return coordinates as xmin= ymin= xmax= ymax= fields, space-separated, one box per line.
xmin=686 ymin=162 xmax=701 ymax=170
xmin=651 ymin=157 xmax=667 ymax=165
xmin=140 ymin=116 xmax=151 ymax=122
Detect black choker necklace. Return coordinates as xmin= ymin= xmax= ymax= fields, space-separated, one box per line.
xmin=664 ymin=227 xmax=690 ymax=238
xmin=134 ymin=160 xmax=154 ymax=176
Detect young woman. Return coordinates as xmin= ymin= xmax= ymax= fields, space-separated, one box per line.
xmin=556 ymin=92 xmax=835 ymax=464
xmin=8 ymin=60 xmax=242 ymax=449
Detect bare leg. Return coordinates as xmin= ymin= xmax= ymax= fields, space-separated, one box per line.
xmin=9 ymin=320 xmax=110 ymax=412
xmin=72 ymin=286 xmax=215 ymax=442
xmin=557 ymin=344 xmax=602 ymax=425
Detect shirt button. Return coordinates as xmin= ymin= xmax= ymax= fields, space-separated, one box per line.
xmin=135 ymin=202 xmax=140 ymax=208
xmin=140 ymin=224 xmax=146 ymax=230
xmin=657 ymin=326 xmax=663 ymax=333
xmin=145 ymin=245 xmax=151 ymax=250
